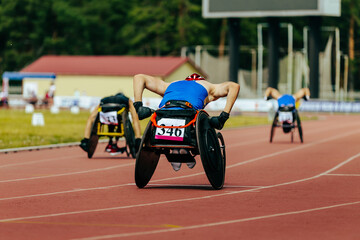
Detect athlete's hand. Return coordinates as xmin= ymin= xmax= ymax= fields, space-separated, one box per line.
xmin=133 ymin=101 xmax=152 ymax=120
xmin=209 ymin=111 xmax=229 ymax=130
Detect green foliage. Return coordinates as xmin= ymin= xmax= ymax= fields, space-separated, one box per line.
xmin=0 ymin=0 xmax=358 ymax=84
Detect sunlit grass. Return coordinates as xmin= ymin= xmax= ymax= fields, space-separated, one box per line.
xmin=0 ymin=108 xmax=316 ymax=149
xmin=0 ymin=108 xmax=89 ymax=149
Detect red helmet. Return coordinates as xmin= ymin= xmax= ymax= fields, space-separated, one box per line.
xmin=185 ymin=73 xmax=205 ymax=81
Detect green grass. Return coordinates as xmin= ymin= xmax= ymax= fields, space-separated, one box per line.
xmin=0 ymin=109 xmax=316 ymax=149
xmin=0 ymin=109 xmax=89 ymax=149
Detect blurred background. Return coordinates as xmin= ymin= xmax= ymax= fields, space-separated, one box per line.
xmin=0 ymin=0 xmax=357 ymax=148
xmin=0 ymin=0 xmax=358 ymax=106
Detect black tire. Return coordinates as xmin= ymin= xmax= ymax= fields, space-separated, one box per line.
xmin=196 ymin=111 xmax=225 ymax=190
xmin=270 ymin=112 xmax=278 ymax=143
xmin=217 ymin=132 xmax=226 ymax=175
xmin=295 ymin=111 xmax=304 ymax=143
xmin=87 ymin=114 xmax=99 ymax=159
xmin=134 ymin=120 xmax=160 ymax=188
xmin=123 ymin=112 xmax=136 ymax=158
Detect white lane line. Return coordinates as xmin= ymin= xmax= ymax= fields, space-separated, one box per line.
xmin=75 ymin=200 xmax=360 ymax=240
xmin=0 ymin=128 xmax=359 ymax=200
xmin=326 ymin=173 xmax=360 ymax=177
xmin=147 ymin=184 xmax=264 ymax=188
xmin=150 ymin=129 xmax=360 ymax=183
xmin=0 ymin=163 xmax=134 ymax=183
xmin=0 ymin=183 xmax=134 ymax=201
xmin=0 ymin=118 xmax=353 ymax=169
xmin=0 ymin=151 xmax=359 ymax=224
xmin=0 ymin=184 xmax=261 ymax=202
xmin=227 ymin=118 xmax=360 ymax=148
xmin=0 ymin=155 xmax=84 ymax=168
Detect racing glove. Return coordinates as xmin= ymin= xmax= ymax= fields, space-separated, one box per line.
xmin=133 ymin=101 xmax=152 ymax=120
xmin=209 ymin=111 xmax=230 ymax=130
xmin=79 ymin=138 xmax=89 ymax=152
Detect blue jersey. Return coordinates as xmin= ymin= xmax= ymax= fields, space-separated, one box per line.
xmin=159 ymin=80 xmax=208 ymax=110
xmin=277 ymin=94 xmax=295 ymax=107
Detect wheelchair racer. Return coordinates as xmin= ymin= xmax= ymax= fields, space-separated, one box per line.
xmin=133 ymin=73 xmax=240 ymax=170
xmin=264 ymin=87 xmax=310 ymax=132
xmin=80 ymin=92 xmax=142 ymax=155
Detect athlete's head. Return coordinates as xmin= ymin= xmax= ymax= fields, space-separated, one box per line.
xmin=185 ymin=73 xmax=205 ymax=81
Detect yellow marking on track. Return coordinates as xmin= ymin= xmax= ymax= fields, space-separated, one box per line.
xmin=3 ymin=221 xmax=182 ymax=228
xmin=161 ymin=224 xmax=182 ymax=228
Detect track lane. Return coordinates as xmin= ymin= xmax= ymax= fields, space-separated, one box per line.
xmin=0 ymin=114 xmax=359 ymax=239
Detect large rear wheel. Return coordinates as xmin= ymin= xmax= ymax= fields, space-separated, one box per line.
xmin=196 ymin=111 xmax=225 ymax=190
xmin=134 ymin=120 xmax=160 ymax=188
xmin=270 ymin=112 xmax=278 ymax=143
xmin=217 ymin=132 xmax=226 ymax=175
xmin=123 ymin=112 xmax=136 ymax=158
xmin=295 ymin=111 xmax=304 ymax=143
xmin=88 ymin=115 xmax=99 ymax=159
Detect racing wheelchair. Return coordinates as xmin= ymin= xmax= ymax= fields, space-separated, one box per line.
xmin=87 ymin=103 xmax=137 ymax=159
xmin=134 ymin=101 xmax=226 ymax=190
xmin=270 ymin=105 xmax=303 ymax=143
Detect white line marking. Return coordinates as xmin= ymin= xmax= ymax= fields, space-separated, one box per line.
xmin=146 ymin=183 xmax=264 ymax=188
xmin=326 ymin=173 xmax=360 ymax=177
xmin=0 ymin=183 xmax=134 ymax=201
xmin=0 ymin=163 xmax=134 ymax=183
xmin=0 ymin=128 xmax=359 ymax=201
xmin=0 ymin=151 xmax=359 ymax=225
xmin=75 ymin=200 xmax=360 ymax=240
xmin=0 ymin=155 xmax=84 ymax=168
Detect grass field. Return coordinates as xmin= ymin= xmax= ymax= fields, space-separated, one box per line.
xmin=0 ymin=108 xmax=298 ymax=149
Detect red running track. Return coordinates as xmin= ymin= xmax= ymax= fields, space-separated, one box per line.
xmin=0 ymin=114 xmax=359 ymax=239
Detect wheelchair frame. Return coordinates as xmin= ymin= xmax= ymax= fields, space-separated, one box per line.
xmin=135 ymin=109 xmax=226 ymax=190
xmin=270 ymin=106 xmax=303 ymax=143
xmin=87 ymin=104 xmax=136 ymax=159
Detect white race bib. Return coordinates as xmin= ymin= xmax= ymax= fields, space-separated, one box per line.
xmin=155 ymin=118 xmax=186 ymax=141
xmin=279 ymin=112 xmax=293 ymax=123
xmin=99 ymin=111 xmax=118 ymax=125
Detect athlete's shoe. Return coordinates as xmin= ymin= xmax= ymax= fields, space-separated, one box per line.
xmin=109 ymin=146 xmax=126 ymax=156
xmin=105 ymin=143 xmax=113 ymax=152
xmin=79 ymin=138 xmax=89 ymax=152
xmin=171 ymin=162 xmax=182 ymax=171
xmin=303 ymin=95 xmax=310 ymax=101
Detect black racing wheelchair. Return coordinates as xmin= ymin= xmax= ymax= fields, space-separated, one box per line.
xmin=87 ymin=103 xmax=137 ymax=159
xmin=270 ymin=105 xmax=303 ymax=143
xmin=134 ymin=101 xmax=226 ymax=190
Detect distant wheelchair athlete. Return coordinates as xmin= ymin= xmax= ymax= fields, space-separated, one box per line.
xmin=132 ymin=73 xmax=240 ymax=189
xmin=79 ymin=93 xmax=142 ymax=159
xmin=265 ymin=87 xmax=310 ymax=143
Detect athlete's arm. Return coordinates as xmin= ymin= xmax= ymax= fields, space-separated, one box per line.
xmin=264 ymin=87 xmax=281 ymax=100
xmin=293 ymin=88 xmax=310 ymax=102
xmin=84 ymin=104 xmax=100 ymax=139
xmin=209 ymin=81 xmax=240 ymax=113
xmin=133 ymin=74 xmax=169 ymax=102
